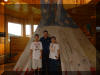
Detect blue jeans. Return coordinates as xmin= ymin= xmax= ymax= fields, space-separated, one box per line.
xmin=48 ymin=58 xmax=60 ymax=71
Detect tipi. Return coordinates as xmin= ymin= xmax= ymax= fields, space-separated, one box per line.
xmin=14 ymin=0 xmax=96 ymax=72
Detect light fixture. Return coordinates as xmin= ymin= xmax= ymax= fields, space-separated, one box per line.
xmin=4 ymin=0 xmax=8 ymax=2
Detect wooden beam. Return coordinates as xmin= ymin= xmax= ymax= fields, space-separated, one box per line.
xmin=0 ymin=4 xmax=4 ymax=74
xmin=0 ymin=4 xmax=4 ymax=32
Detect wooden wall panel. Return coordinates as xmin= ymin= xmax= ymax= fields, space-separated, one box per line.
xmin=0 ymin=15 xmax=4 ymax=32
xmin=4 ymin=14 xmax=37 ymax=56
xmin=0 ymin=4 xmax=4 ymax=32
xmin=0 ymin=4 xmax=5 ymax=58
xmin=63 ymin=0 xmax=91 ymax=4
xmin=10 ymin=37 xmax=30 ymax=55
xmin=0 ymin=44 xmax=4 ymax=55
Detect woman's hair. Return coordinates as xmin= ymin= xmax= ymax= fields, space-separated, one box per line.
xmin=35 ymin=34 xmax=39 ymax=37
xmin=51 ymin=36 xmax=56 ymax=40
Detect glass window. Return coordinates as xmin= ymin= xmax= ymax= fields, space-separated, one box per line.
xmin=26 ymin=25 xmax=31 ymax=36
xmin=8 ymin=22 xmax=22 ymax=36
xmin=96 ymin=27 xmax=100 ymax=32
xmin=33 ymin=25 xmax=38 ymax=32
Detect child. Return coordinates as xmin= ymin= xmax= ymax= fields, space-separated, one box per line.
xmin=49 ymin=36 xmax=60 ymax=71
xmin=30 ymin=34 xmax=42 ymax=71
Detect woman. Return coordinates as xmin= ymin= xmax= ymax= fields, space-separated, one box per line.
xmin=48 ymin=36 xmax=60 ymax=72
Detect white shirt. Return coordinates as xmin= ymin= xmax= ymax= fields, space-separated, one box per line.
xmin=30 ymin=41 xmax=43 ymax=60
xmin=49 ymin=43 xmax=60 ymax=59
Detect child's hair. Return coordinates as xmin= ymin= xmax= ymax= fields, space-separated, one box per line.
xmin=51 ymin=36 xmax=56 ymax=40
xmin=35 ymin=34 xmax=39 ymax=37
xmin=43 ymin=30 xmax=48 ymax=34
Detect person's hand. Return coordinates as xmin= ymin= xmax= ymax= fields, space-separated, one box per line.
xmin=30 ymin=53 xmax=32 ymax=58
xmin=40 ymin=56 xmax=42 ymax=59
xmin=55 ymin=56 xmax=59 ymax=60
xmin=30 ymin=55 xmax=32 ymax=58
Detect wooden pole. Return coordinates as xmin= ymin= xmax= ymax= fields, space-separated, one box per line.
xmin=0 ymin=3 xmax=4 ymax=74
xmin=0 ymin=4 xmax=4 ymax=32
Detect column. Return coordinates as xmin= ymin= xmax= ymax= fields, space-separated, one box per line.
xmin=0 ymin=3 xmax=4 ymax=74
xmin=23 ymin=22 xmax=26 ymax=37
xmin=31 ymin=25 xmax=33 ymax=36
xmin=30 ymin=16 xmax=34 ymax=36
xmin=0 ymin=4 xmax=4 ymax=32
xmin=0 ymin=4 xmax=4 ymax=55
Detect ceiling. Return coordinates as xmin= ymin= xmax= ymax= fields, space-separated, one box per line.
xmin=5 ymin=4 xmax=41 ymax=19
xmin=0 ymin=0 xmax=97 ymax=24
xmin=1 ymin=0 xmax=92 ymax=4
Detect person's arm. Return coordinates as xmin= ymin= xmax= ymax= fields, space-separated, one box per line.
xmin=40 ymin=37 xmax=42 ymax=42
xmin=49 ymin=37 xmax=51 ymax=43
xmin=30 ymin=43 xmax=33 ymax=57
xmin=40 ymin=50 xmax=42 ymax=59
xmin=56 ymin=44 xmax=60 ymax=59
xmin=30 ymin=49 xmax=32 ymax=56
xmin=40 ymin=42 xmax=43 ymax=59
xmin=57 ymin=49 xmax=60 ymax=58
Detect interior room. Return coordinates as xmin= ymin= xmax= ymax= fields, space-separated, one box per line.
xmin=0 ymin=0 xmax=98 ymax=74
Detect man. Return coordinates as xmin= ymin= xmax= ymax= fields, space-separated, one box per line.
xmin=40 ymin=30 xmax=51 ymax=72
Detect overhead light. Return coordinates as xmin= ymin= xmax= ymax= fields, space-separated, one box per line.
xmin=4 ymin=0 xmax=8 ymax=2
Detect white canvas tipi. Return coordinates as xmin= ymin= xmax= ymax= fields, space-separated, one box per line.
xmin=14 ymin=0 xmax=96 ymax=72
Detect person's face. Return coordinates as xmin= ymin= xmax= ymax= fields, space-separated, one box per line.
xmin=43 ymin=32 xmax=48 ymax=37
xmin=51 ymin=38 xmax=56 ymax=43
xmin=35 ymin=36 xmax=39 ymax=40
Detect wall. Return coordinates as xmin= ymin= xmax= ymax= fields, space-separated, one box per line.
xmin=0 ymin=3 xmax=37 ymax=60
xmin=4 ymin=15 xmax=35 ymax=56
xmin=0 ymin=4 xmax=4 ymax=57
xmin=0 ymin=4 xmax=4 ymax=32
xmin=10 ymin=37 xmax=30 ymax=54
xmin=10 ymin=37 xmax=30 ymax=62
xmin=63 ymin=0 xmax=92 ymax=9
xmin=63 ymin=0 xmax=91 ymax=4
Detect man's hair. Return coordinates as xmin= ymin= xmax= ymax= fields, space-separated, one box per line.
xmin=51 ymin=36 xmax=56 ymax=40
xmin=43 ymin=30 xmax=48 ymax=34
xmin=35 ymin=34 xmax=39 ymax=37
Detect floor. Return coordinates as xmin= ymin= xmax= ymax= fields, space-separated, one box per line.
xmin=0 ymin=54 xmax=18 ymax=75
xmin=0 ymin=62 xmax=16 ymax=75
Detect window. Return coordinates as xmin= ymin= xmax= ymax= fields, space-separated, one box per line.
xmin=33 ymin=25 xmax=38 ymax=32
xmin=8 ymin=22 xmax=22 ymax=36
xmin=26 ymin=25 xmax=31 ymax=36
xmin=96 ymin=27 xmax=100 ymax=32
